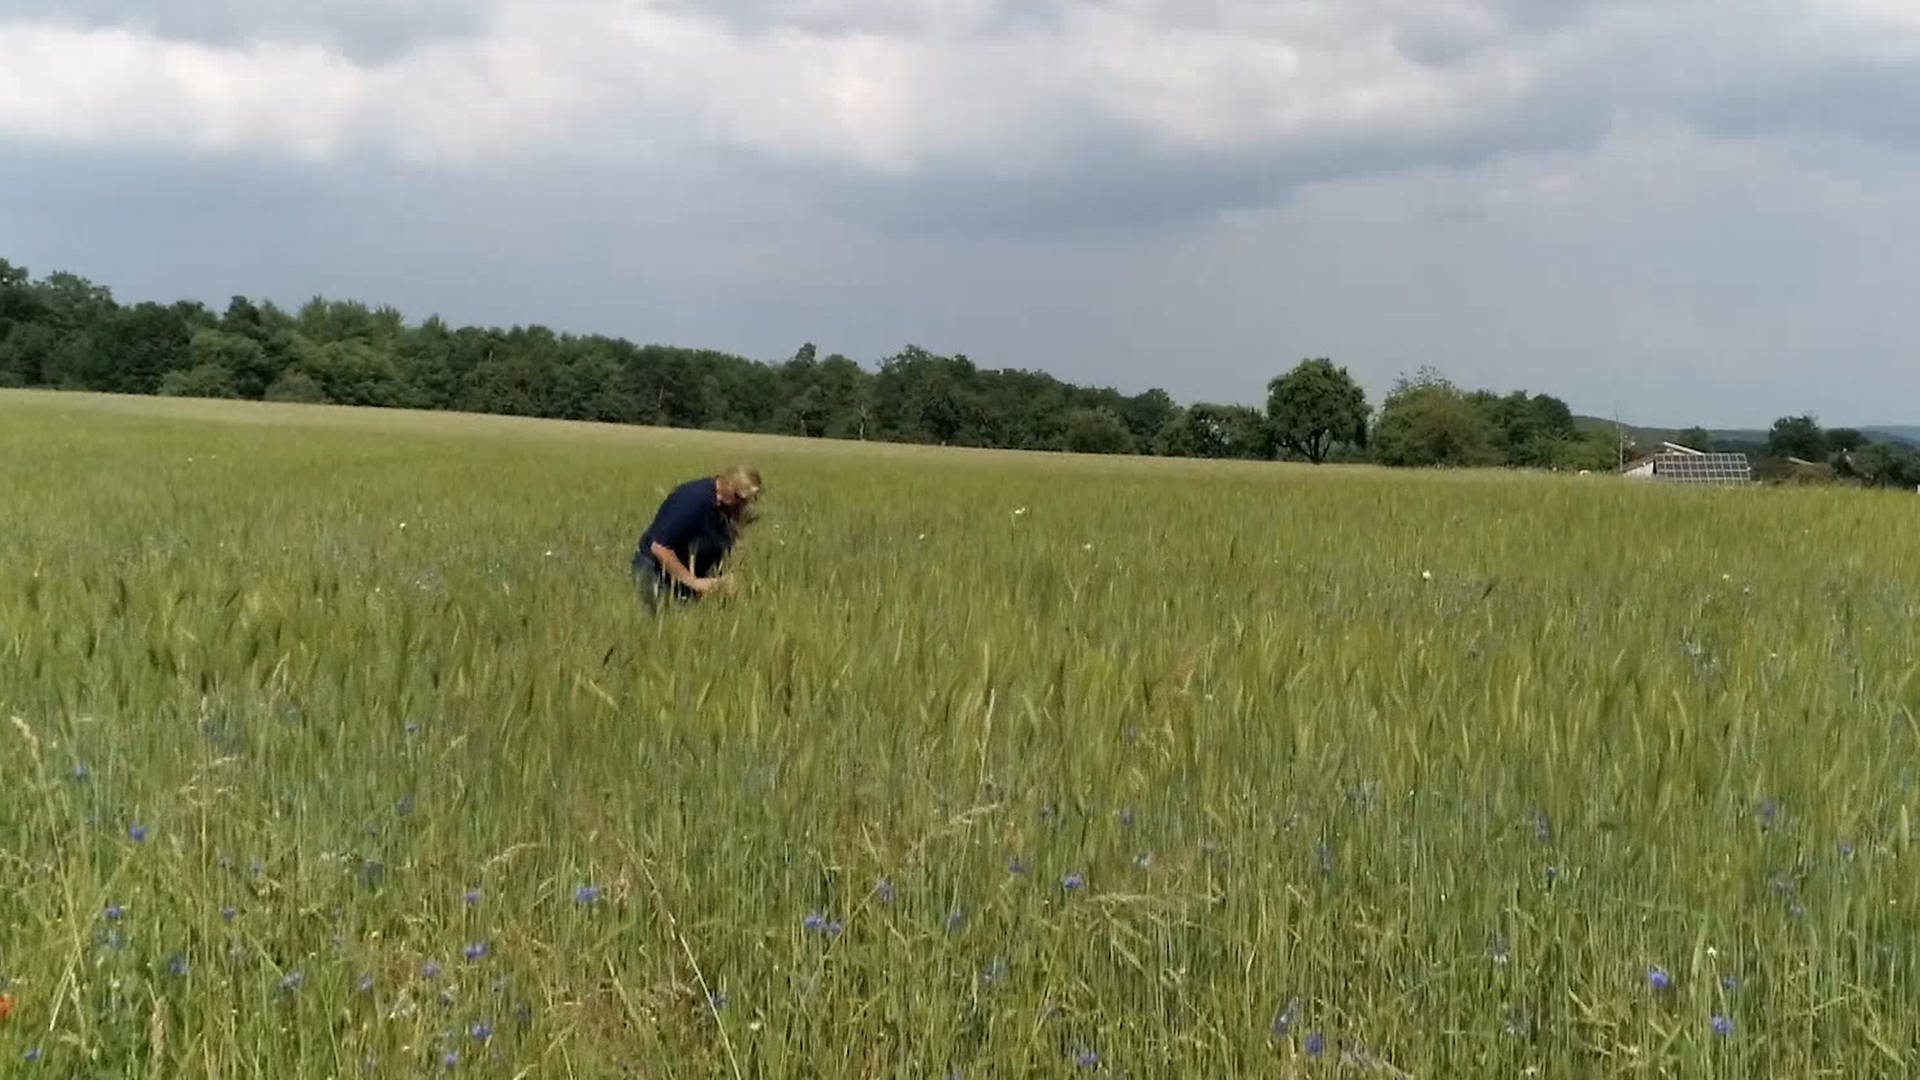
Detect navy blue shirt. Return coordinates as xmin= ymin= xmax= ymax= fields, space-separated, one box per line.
xmin=633 ymin=477 xmax=734 ymax=596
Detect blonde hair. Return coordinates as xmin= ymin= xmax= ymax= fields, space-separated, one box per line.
xmin=716 ymin=464 xmax=763 ymax=503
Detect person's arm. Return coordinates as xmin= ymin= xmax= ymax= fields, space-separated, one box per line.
xmin=648 ymin=540 xmax=715 ymax=595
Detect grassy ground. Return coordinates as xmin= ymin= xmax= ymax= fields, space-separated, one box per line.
xmin=3 ymin=390 xmax=1919 ymax=1078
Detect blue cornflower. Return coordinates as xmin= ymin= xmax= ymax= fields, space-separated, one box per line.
xmin=104 ymin=904 xmax=125 ymax=922
xmin=1721 ymin=974 xmax=1737 ymax=991
xmin=574 ymin=885 xmax=601 ymax=905
xmin=167 ymin=953 xmax=189 ymax=977
xmin=423 ymin=960 xmax=443 ymax=980
xmin=282 ymin=971 xmax=304 ymax=992
xmin=875 ymin=879 xmax=895 ymax=905
xmin=221 ymin=906 xmax=236 ymax=923
xmin=1074 ymin=1050 xmax=1100 ymax=1069
xmin=1133 ymin=852 xmax=1152 ymax=870
xmin=1305 ymin=1032 xmax=1326 ymax=1057
xmin=470 ymin=1020 xmax=494 ymax=1041
xmin=24 ymin=1046 xmax=42 ymax=1064
xmin=71 ymin=764 xmax=88 ymax=782
xmin=1062 ymin=873 xmax=1086 ymax=892
xmin=358 ymin=973 xmax=375 ymax=993
xmin=708 ymin=989 xmax=729 ymax=1011
xmin=463 ymin=942 xmax=488 ymax=962
xmin=1648 ymin=967 xmax=1672 ymax=991
xmin=803 ymin=912 xmax=827 ymax=934
xmin=440 ymin=1050 xmax=458 ymax=1068
xmin=128 ymin=823 xmax=149 ymax=843
xmin=1545 ymin=866 xmax=1559 ymax=884
xmin=1711 ymin=1014 xmax=1734 ymax=1037
xmin=1008 ymin=856 xmax=1030 ymax=876
xmin=464 ymin=888 xmax=481 ymax=907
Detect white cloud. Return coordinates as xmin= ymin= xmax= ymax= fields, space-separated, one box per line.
xmin=0 ymin=0 xmax=1549 ymax=171
xmin=0 ymin=0 xmax=1913 ymax=218
xmin=0 ymin=19 xmax=581 ymax=161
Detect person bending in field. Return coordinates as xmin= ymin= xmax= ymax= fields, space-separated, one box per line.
xmin=631 ymin=464 xmax=763 ymax=609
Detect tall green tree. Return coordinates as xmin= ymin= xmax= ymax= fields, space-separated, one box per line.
xmin=1768 ymin=415 xmax=1827 ymax=461
xmin=1266 ymin=358 xmax=1369 ymax=464
xmin=1370 ymin=368 xmax=1500 ymax=468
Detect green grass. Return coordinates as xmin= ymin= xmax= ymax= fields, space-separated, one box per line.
xmin=4 ymin=389 xmax=1920 ymax=1078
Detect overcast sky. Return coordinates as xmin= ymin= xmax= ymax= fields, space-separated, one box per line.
xmin=1 ymin=0 xmax=1915 ymax=426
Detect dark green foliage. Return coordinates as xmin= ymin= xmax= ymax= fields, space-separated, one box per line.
xmin=1267 ymin=357 xmax=1369 ymax=464
xmin=0 ymin=258 xmax=1195 ymax=461
xmin=1836 ymin=442 xmax=1920 ymax=489
xmin=1371 ymin=368 xmax=1502 ymax=468
xmin=158 ymin=363 xmax=239 ymax=399
xmin=1827 ymin=428 xmax=1869 ymax=454
xmin=1768 ymin=414 xmax=1828 ymax=461
xmin=3 ymin=252 xmax=1888 ymax=480
xmin=1060 ymin=407 xmax=1135 ymax=455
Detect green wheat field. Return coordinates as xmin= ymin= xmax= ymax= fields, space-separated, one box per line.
xmin=4 ymin=390 xmax=1920 ymax=1079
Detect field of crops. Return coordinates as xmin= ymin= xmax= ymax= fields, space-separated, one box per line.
xmin=4 ymin=389 xmax=1920 ymax=1078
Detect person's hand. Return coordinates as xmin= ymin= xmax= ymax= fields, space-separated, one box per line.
xmin=691 ymin=577 xmax=719 ymax=596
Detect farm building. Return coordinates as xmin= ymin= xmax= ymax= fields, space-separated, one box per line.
xmin=1621 ymin=442 xmax=1753 ymax=485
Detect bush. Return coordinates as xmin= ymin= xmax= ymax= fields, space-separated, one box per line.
xmin=264 ymin=369 xmax=329 ymax=404
xmin=158 ymin=363 xmax=238 ymax=400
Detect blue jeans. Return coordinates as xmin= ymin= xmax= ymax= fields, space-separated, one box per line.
xmin=631 ymin=554 xmax=693 ymax=612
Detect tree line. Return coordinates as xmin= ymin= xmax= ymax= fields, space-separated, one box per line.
xmin=2 ymin=255 xmax=1902 ymax=483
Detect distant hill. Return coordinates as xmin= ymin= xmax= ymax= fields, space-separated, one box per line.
xmin=1574 ymin=417 xmax=1920 ymax=452
xmin=1571 ymin=417 xmax=1769 ymax=450
xmin=1864 ymin=427 xmax=1920 ymax=446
